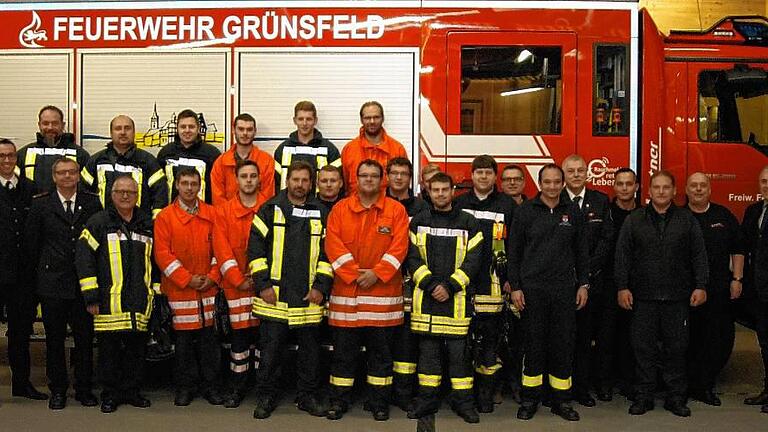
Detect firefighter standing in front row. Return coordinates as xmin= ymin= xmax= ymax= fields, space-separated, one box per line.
xmin=406 ymin=172 xmax=483 ymax=424
xmin=507 ymin=164 xmax=590 ymax=422
xmin=248 ymin=160 xmax=333 ymax=419
xmin=454 ymin=155 xmax=514 ymax=413
xmin=324 ymin=159 xmax=410 ymax=422
xmin=154 ymin=167 xmax=224 ymax=407
xmin=75 ymin=175 xmax=157 ymax=414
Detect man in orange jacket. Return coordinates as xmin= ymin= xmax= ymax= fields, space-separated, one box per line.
xmin=154 ymin=167 xmax=224 ymax=407
xmin=325 ymin=159 xmax=410 ymax=421
xmin=341 ymin=102 xmax=408 ymax=197
xmin=212 ymin=160 xmax=267 ymax=408
xmin=210 ymin=113 xmax=276 ymax=205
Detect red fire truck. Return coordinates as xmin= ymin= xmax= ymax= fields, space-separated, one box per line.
xmin=0 ymin=1 xmax=766 ymax=217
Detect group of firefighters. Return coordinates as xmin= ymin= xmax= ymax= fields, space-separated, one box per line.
xmin=1 ymin=101 xmax=768 ymax=425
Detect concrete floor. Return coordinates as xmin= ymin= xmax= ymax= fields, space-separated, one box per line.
xmin=1 ymin=324 xmax=767 ymax=431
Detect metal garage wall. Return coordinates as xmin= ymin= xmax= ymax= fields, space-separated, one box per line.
xmin=0 ymin=51 xmax=71 ymax=144
xmin=79 ymin=49 xmax=230 ymax=155
xmin=237 ymin=48 xmax=418 ymax=157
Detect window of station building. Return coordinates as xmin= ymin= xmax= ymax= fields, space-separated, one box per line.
xmin=593 ymin=44 xmax=629 ymax=136
xmin=460 ymin=46 xmax=562 ymax=135
xmin=699 ymin=68 xmax=768 ymax=153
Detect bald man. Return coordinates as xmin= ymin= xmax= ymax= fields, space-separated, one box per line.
xmin=685 ymin=172 xmax=744 ymax=406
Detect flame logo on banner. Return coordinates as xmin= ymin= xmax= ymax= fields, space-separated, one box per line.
xmin=19 ymin=11 xmax=47 ymax=48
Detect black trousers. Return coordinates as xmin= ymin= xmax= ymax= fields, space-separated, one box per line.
xmin=473 ymin=313 xmax=503 ymax=404
xmin=751 ymin=300 xmax=768 ymax=390
xmin=498 ymin=307 xmax=524 ymax=391
xmin=593 ymin=284 xmax=635 ymax=390
xmin=520 ymin=285 xmax=575 ymax=405
xmin=40 ymin=295 xmax=94 ymax=394
xmin=329 ymin=326 xmax=394 ymax=410
xmin=631 ymin=300 xmax=689 ymax=401
xmin=688 ymin=290 xmax=735 ymax=392
xmin=392 ymin=316 xmax=418 ymax=403
xmin=228 ymin=327 xmax=258 ymax=393
xmin=1 ymin=283 xmax=37 ymax=388
xmin=97 ymin=331 xmax=147 ymax=402
xmin=174 ymin=326 xmax=220 ymax=393
xmin=256 ymin=320 xmax=321 ymax=398
xmin=413 ymin=335 xmax=474 ymax=415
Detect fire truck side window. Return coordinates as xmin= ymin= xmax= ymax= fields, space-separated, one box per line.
xmin=699 ymin=68 xmax=768 ymax=152
xmin=593 ymin=44 xmax=629 ymax=136
xmin=460 ymin=46 xmax=562 ymax=135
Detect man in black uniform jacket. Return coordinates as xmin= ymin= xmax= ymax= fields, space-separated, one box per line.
xmin=317 ymin=165 xmax=344 ymax=211
xmin=24 ymin=157 xmax=101 ymax=409
xmin=508 ymin=163 xmax=590 ymax=422
xmin=561 ymin=154 xmax=613 ymax=407
xmin=742 ymin=165 xmax=768 ymax=414
xmin=0 ymin=138 xmax=48 ymax=403
xmin=615 ymin=170 xmax=708 ymax=417
xmin=685 ymin=172 xmax=744 ymax=406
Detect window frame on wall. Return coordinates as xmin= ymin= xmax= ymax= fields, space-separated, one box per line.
xmin=592 ymin=43 xmax=630 ymax=137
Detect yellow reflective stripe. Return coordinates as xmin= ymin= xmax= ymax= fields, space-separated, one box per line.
xmin=330 ymin=375 xmax=354 ymax=387
xmin=522 ymin=374 xmax=543 ymax=388
xmin=143 ymin=240 xmax=153 ymax=317
xmin=249 ymin=257 xmax=268 ymax=274
xmin=93 ymin=312 xmax=150 ymax=332
xmin=549 ymin=374 xmax=572 ymax=390
xmin=451 ymin=377 xmax=474 ymax=390
xmin=79 ymin=277 xmax=98 ymax=292
xmin=316 ymin=261 xmax=333 ymax=278
xmin=107 ymin=234 xmax=123 ymax=315
xmin=131 ymin=170 xmax=144 ymax=206
xmin=418 ymin=374 xmax=441 ymax=387
xmin=147 ymin=169 xmax=164 ymax=187
xmin=316 ymin=155 xmax=327 ymax=170
xmin=450 ymin=269 xmax=470 ymax=290
xmin=308 ymin=219 xmax=322 ymax=292
xmin=96 ymin=167 xmax=107 ymax=208
xmin=475 ymin=364 xmax=502 ymax=376
xmin=252 ymin=215 xmax=269 ymax=237
xmin=81 ymin=167 xmax=95 ymax=186
xmin=270 ymin=207 xmax=286 ymax=281
xmin=80 ymin=228 xmax=100 ymax=251
xmin=474 ymin=304 xmax=504 ymax=313
xmin=195 ymin=164 xmax=207 ymax=201
xmin=412 ymin=287 xmax=423 ymax=315
xmin=455 ymin=290 xmax=466 ymax=320
xmin=455 ymin=235 xmax=466 ymax=268
xmin=412 ymin=265 xmax=431 ymax=289
xmin=490 ymin=272 xmax=502 ymax=297
xmin=330 ymin=158 xmax=342 ymax=168
xmin=409 ymin=231 xmax=418 ymax=244
xmin=366 ymin=375 xmax=393 ymax=386
xmin=152 ymin=208 xmax=162 ymax=219
xmin=164 ymin=165 xmax=175 ymax=203
xmin=393 ymin=362 xmax=417 ymax=375
xmin=280 ymin=151 xmax=292 ymax=189
xmin=467 ymin=232 xmax=483 ymax=251
xmin=417 ymin=232 xmax=428 ymax=264
xmin=24 ymin=150 xmax=37 ymax=180
xmin=252 ymin=298 xmax=325 ymax=326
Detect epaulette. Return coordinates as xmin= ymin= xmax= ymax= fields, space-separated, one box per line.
xmin=32 ymin=191 xmax=50 ymax=199
xmin=82 ymin=190 xmax=100 ymax=197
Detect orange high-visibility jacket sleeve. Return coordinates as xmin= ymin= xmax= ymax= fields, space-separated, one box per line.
xmin=212 ymin=206 xmax=248 ymax=288
xmin=153 ymin=211 xmax=193 ymax=291
xmin=372 ymin=203 xmax=410 ymax=283
xmin=325 ymin=205 xmax=360 ymax=284
xmin=210 ymin=158 xmax=228 ymax=206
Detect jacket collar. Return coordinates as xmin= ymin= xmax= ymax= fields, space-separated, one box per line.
xmin=35 ymin=132 xmax=76 ymax=148
xmin=356 ymin=127 xmax=395 ymax=152
xmin=288 ymin=129 xmax=324 ymax=146
xmin=349 ymin=191 xmax=386 ymax=213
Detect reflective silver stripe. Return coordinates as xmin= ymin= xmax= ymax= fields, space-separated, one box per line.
xmin=284 ymin=145 xmax=328 ymax=156
xmin=227 ymin=297 xmax=253 ymax=308
xmin=330 ymin=295 xmax=403 ymax=306
xmin=173 ymin=315 xmax=200 ymax=323
xmin=229 ymin=312 xmax=253 ymax=323
xmin=381 ymin=253 xmax=401 ymax=270
xmin=230 ymin=351 xmax=249 ymax=360
xmin=203 ymin=311 xmax=214 ymax=321
xmin=202 ymin=296 xmax=216 ymax=306
xmin=131 ymin=232 xmax=152 ymax=244
xmin=231 ymin=363 xmax=249 ymax=373
xmin=169 ymin=300 xmax=199 ymax=309
xmin=461 ymin=209 xmax=506 ymax=222
xmin=220 ymin=259 xmax=238 ymax=274
xmin=210 ymin=257 xmax=217 ymax=266
xmin=27 ymin=147 xmax=77 ymax=156
xmin=163 ymin=259 xmax=183 ymax=277
xmin=291 ymin=208 xmax=321 ymax=218
xmin=331 ymin=253 xmax=353 ymax=270
xmin=329 ymin=311 xmax=403 ymax=322
xmin=417 ymin=226 xmax=469 ymax=238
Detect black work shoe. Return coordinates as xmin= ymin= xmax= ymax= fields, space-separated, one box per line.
xmin=456 ymin=407 xmax=480 ymax=423
xmin=372 ymin=407 xmax=390 ymax=421
xmin=517 ymin=403 xmax=538 ymax=420
xmin=744 ymin=390 xmax=768 ymax=406
xmin=575 ymin=392 xmax=596 ymax=407
xmin=253 ymin=396 xmax=275 ymax=419
xmin=664 ymin=399 xmax=691 ymax=417
xmin=203 ymin=389 xmax=225 ymax=406
xmin=174 ymin=390 xmax=194 ymax=407
xmin=100 ymin=399 xmax=118 ymax=413
xmin=125 ymin=394 xmax=151 ymax=408
xmin=12 ymin=383 xmax=48 ymax=400
xmin=416 ymin=414 xmax=436 ymax=432
xmin=223 ymin=391 xmax=243 ymax=409
xmin=75 ymin=391 xmax=99 ymax=407
xmin=596 ymin=387 xmax=613 ymax=402
xmin=690 ymin=389 xmax=721 ymax=406
xmin=48 ymin=393 xmax=67 ymax=410
xmin=629 ymin=399 xmax=654 ymax=415
xmin=761 ymin=404 xmax=768 ymax=414
xmin=551 ymin=403 xmax=580 ymax=421
xmin=477 ymin=401 xmax=494 ymax=413
xmin=326 ymin=402 xmax=346 ymax=420
xmin=296 ymin=394 xmax=327 ymax=417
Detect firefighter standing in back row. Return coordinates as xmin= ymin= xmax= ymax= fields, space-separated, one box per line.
xmin=406 ymin=172 xmax=483 ymax=424
xmin=248 ymin=160 xmax=333 ymax=419
xmin=324 ymin=159 xmax=410 ymax=421
xmin=507 ymin=163 xmax=590 ymax=422
xmin=154 ymin=167 xmax=224 ymax=407
xmin=454 ymin=155 xmax=514 ymax=413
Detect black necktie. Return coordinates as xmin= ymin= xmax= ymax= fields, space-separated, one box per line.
xmin=4 ymin=181 xmax=11 ymax=191
xmin=65 ymin=200 xmax=74 ymax=218
xmin=573 ymin=196 xmax=582 ymax=208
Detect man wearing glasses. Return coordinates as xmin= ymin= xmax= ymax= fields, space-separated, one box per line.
xmin=500 ymin=164 xmax=527 ymax=205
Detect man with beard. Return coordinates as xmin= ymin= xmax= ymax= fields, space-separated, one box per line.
xmin=17 ymin=105 xmax=89 ymax=193
xmin=248 ymin=160 xmax=333 ymax=419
